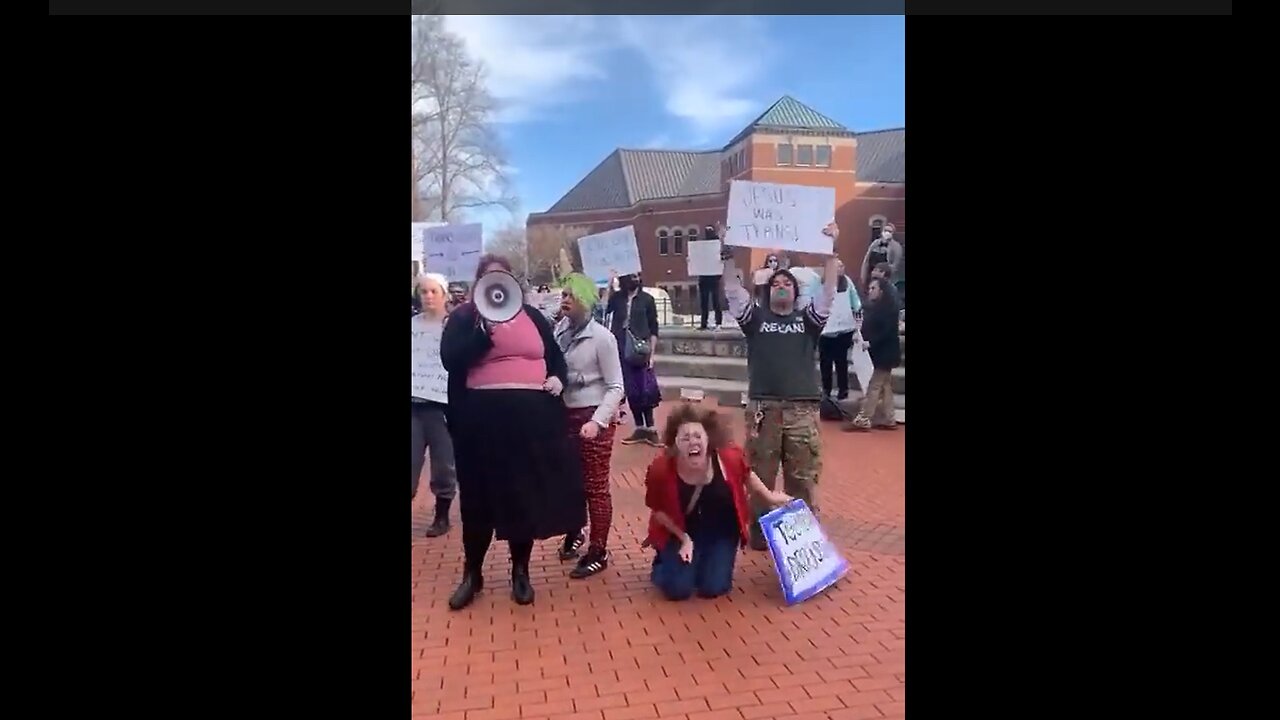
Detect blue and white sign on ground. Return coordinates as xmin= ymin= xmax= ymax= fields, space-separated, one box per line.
xmin=760 ymin=499 xmax=849 ymax=605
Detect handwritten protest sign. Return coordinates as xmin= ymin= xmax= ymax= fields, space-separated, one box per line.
xmin=686 ymin=240 xmax=723 ymax=277
xmin=725 ymin=180 xmax=835 ymax=255
xmin=423 ymin=223 xmax=483 ymax=282
xmin=760 ymin=499 xmax=848 ymax=605
xmin=577 ymin=226 xmax=641 ymax=282
xmin=412 ymin=222 xmax=444 ymax=267
xmin=411 ymin=315 xmax=449 ymax=403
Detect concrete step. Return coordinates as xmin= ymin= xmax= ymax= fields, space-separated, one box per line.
xmin=657 ymin=375 xmax=905 ymax=425
xmin=654 ymin=355 xmax=904 ymax=395
xmin=656 ymin=326 xmax=905 ymax=366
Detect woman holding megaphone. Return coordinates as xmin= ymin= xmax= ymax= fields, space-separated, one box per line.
xmin=440 ymin=254 xmax=587 ymax=610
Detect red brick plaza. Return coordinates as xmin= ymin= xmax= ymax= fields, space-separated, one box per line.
xmin=412 ymin=401 xmax=905 ymax=720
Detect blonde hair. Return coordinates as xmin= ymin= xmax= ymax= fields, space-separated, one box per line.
xmin=413 ymin=273 xmax=449 ymax=297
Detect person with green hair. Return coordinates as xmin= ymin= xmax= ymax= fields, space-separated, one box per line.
xmin=553 ymin=272 xmax=626 ymax=579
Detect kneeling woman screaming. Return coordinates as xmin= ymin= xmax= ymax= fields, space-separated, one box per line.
xmin=644 ymin=404 xmax=792 ymax=600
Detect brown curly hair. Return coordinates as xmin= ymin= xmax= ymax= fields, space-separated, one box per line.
xmin=474 ymin=253 xmax=514 ymax=284
xmin=661 ymin=403 xmax=730 ymax=454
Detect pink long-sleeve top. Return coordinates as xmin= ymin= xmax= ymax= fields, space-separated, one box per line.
xmin=465 ymin=309 xmax=547 ymax=388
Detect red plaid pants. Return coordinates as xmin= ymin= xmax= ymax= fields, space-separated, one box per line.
xmin=565 ymin=406 xmax=617 ymax=552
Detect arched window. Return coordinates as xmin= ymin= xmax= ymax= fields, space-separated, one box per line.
xmin=687 ymin=226 xmax=700 ymax=244
xmin=657 ymin=228 xmax=669 ymax=256
xmin=870 ymin=215 xmax=887 ymax=242
xmin=672 ymin=228 xmax=684 ymax=255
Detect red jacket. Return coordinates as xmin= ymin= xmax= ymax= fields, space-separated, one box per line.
xmin=644 ymin=444 xmax=753 ymax=551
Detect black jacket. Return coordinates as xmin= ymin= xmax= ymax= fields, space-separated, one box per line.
xmin=439 ymin=302 xmax=569 ymax=424
xmin=860 ymin=298 xmax=901 ymax=370
xmin=606 ymin=290 xmax=660 ymax=342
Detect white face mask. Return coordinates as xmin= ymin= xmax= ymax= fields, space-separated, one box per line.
xmin=882 ymin=231 xmax=893 ymax=242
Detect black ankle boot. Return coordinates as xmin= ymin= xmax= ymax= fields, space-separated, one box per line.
xmin=425 ymin=498 xmax=452 ymax=538
xmin=511 ymin=564 xmax=534 ymax=605
xmin=448 ymin=569 xmax=483 ymax=611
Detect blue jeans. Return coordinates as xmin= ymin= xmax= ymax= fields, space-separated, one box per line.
xmin=650 ymin=529 xmax=739 ymax=600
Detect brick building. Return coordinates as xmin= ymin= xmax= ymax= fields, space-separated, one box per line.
xmin=526 ymin=96 xmax=904 ymax=312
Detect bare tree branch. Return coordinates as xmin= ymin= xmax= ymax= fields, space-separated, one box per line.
xmin=411 ymin=15 xmax=514 ymax=223
xmin=526 ymin=225 xmax=593 ymax=285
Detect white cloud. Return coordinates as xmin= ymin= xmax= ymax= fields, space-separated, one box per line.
xmin=440 ymin=15 xmax=770 ymax=141
xmin=444 ymin=15 xmax=609 ymax=124
xmin=613 ymin=16 xmax=770 ymax=144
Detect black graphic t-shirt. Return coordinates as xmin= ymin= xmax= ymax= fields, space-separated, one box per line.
xmin=739 ymin=307 xmax=824 ymax=401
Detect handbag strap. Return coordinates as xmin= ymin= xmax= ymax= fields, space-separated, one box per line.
xmin=684 ymin=484 xmax=704 ymax=516
xmin=682 ymin=453 xmax=723 ymax=515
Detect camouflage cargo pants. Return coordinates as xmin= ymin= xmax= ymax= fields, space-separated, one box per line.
xmin=744 ymin=400 xmax=823 ymax=549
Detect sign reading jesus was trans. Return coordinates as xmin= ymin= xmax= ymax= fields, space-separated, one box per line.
xmin=759 ymin=499 xmax=849 ymax=605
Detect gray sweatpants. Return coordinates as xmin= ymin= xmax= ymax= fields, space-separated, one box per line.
xmin=411 ymin=402 xmax=457 ymax=502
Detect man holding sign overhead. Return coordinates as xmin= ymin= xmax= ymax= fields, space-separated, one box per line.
xmin=720 ymin=220 xmax=841 ymax=551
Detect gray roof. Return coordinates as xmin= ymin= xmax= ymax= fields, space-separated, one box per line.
xmin=540 ymin=97 xmax=903 ymax=215
xmin=546 ymin=149 xmax=721 ymax=214
xmin=724 ymin=95 xmax=853 ymax=149
xmin=744 ymin=95 xmax=847 ymax=132
xmin=856 ymin=128 xmax=905 ymax=183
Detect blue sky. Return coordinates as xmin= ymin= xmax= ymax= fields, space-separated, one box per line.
xmin=443 ymin=15 xmax=904 ymax=236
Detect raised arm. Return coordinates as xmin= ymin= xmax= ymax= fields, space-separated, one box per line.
xmin=804 ymin=223 xmax=841 ymax=335
xmin=603 ymin=269 xmax=618 ymax=306
xmin=718 ymin=222 xmax=759 ymax=335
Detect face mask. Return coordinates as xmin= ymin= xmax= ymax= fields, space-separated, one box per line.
xmin=772 ymin=287 xmax=791 ymax=301
xmin=882 ymin=231 xmax=893 ymax=242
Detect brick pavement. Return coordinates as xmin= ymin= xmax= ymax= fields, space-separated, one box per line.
xmin=412 ymin=400 xmax=905 ymax=720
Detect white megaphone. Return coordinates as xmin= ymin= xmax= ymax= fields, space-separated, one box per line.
xmin=472 ymin=270 xmax=525 ymax=324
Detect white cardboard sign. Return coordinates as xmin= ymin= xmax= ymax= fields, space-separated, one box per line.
xmin=686 ymin=240 xmax=723 ymax=277
xmin=760 ymin=499 xmax=849 ymax=605
xmin=410 ymin=315 xmax=449 ymax=404
xmin=577 ymin=226 xmax=641 ymax=282
xmin=850 ymin=339 xmax=875 ymax=395
xmin=411 ymin=222 xmax=443 ymax=266
xmin=423 ymin=223 xmax=484 ymax=282
xmin=725 ymin=180 xmax=835 ymax=255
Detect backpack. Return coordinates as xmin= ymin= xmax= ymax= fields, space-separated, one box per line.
xmin=819 ymin=396 xmax=850 ymax=422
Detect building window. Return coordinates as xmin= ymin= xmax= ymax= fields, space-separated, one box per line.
xmin=658 ymin=228 xmax=669 ymax=256
xmin=673 ymin=228 xmax=684 ymax=255
xmin=796 ymin=145 xmax=814 ymax=166
xmin=737 ymin=148 xmax=746 ymax=172
xmin=687 ymin=226 xmax=700 ymax=243
xmin=870 ymin=219 xmax=884 ymax=242
xmin=776 ymin=143 xmax=792 ymax=166
xmin=816 ymin=145 xmax=832 ymax=167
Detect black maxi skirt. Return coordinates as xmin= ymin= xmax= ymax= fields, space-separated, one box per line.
xmin=452 ymin=388 xmax=586 ymax=541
